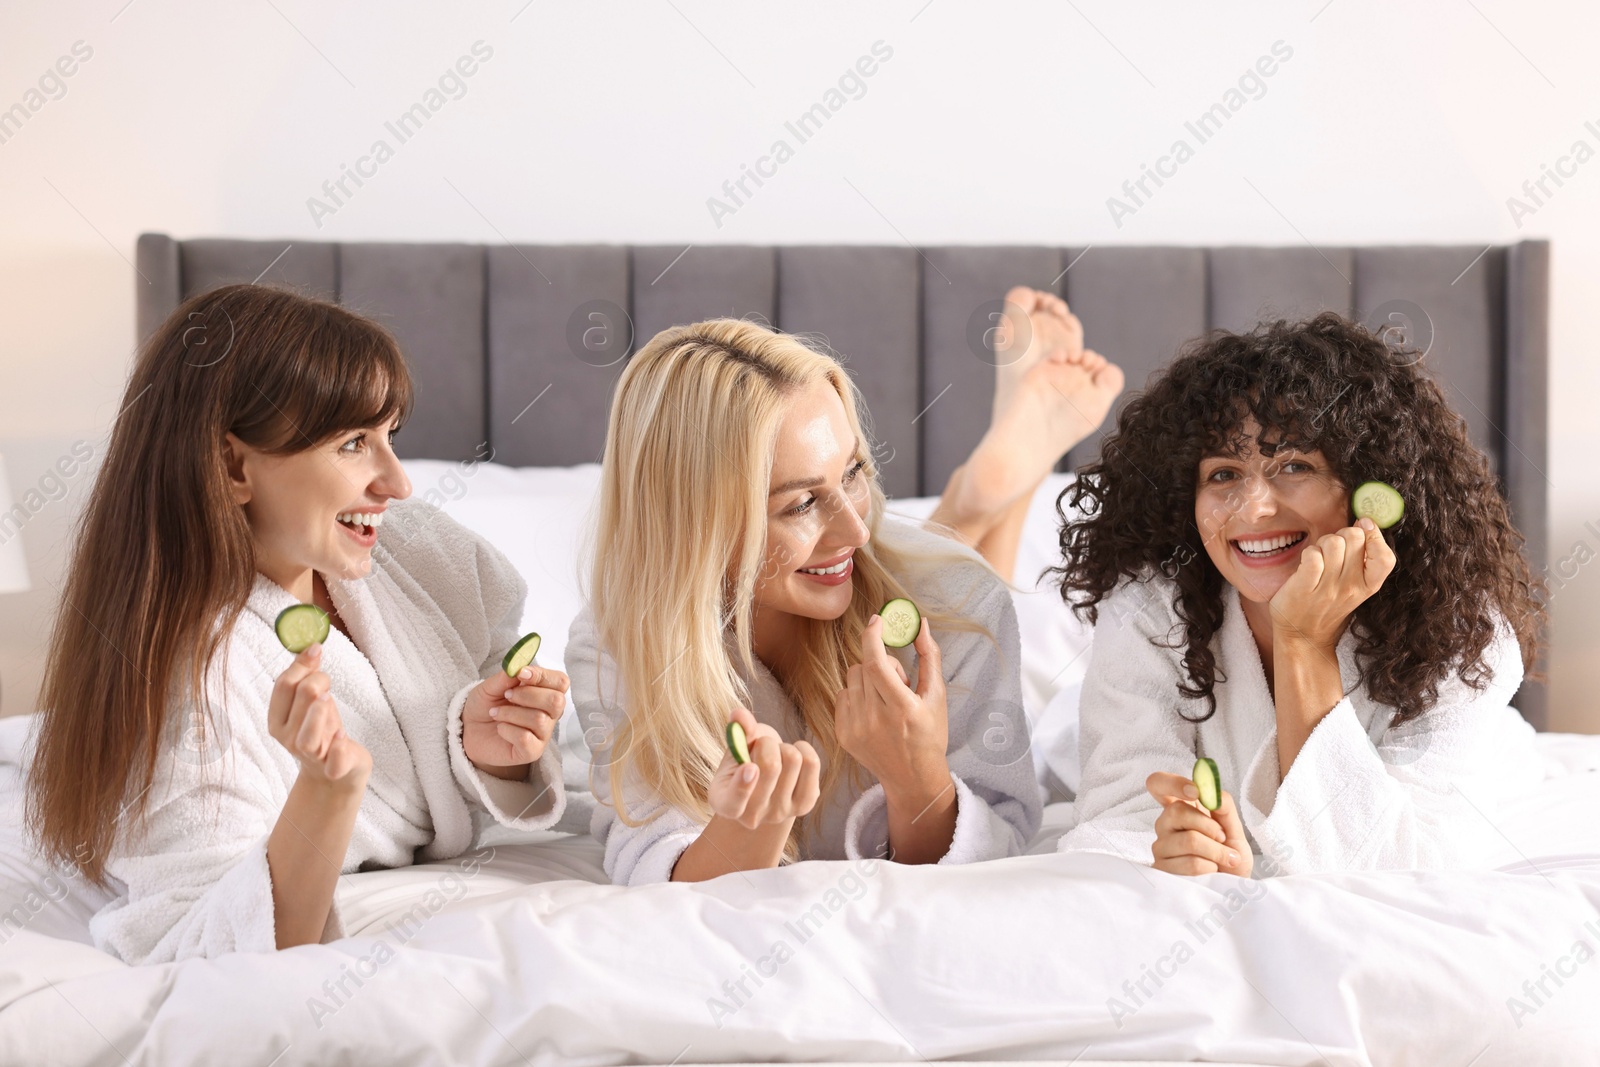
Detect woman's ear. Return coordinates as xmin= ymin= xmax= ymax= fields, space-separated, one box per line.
xmin=222 ymin=432 xmax=253 ymax=505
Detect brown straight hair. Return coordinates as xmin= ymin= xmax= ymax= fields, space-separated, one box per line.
xmin=26 ymin=284 xmax=413 ymax=885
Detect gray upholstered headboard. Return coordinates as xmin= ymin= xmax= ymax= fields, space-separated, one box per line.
xmin=133 ymin=235 xmax=1551 ymax=726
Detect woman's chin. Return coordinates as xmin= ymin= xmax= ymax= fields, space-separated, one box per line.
xmin=329 ymin=553 xmax=374 ymax=581
xmin=786 ymin=581 xmax=853 ymax=620
xmin=1226 ymin=570 xmax=1288 ymax=603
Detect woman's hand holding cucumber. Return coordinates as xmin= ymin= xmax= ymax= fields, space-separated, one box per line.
xmin=266 ymin=624 xmax=372 ymax=949
xmin=708 ymin=705 xmax=821 ymax=829
xmin=835 ymin=612 xmax=949 ymax=798
xmin=268 ymin=644 xmax=372 ymax=789
xmin=672 ymin=706 xmax=820 ymax=881
xmin=1145 ymin=770 xmax=1252 ymax=878
xmin=834 ymin=611 xmax=958 ymax=863
xmin=1269 ymin=517 xmax=1396 ymax=653
xmin=1267 ymin=514 xmax=1396 ymax=779
xmin=461 ymin=661 xmax=569 ymax=779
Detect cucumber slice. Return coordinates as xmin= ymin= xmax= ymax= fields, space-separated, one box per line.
xmin=501 ymin=632 xmax=541 ymax=677
xmin=274 ymin=603 xmax=330 ymax=654
xmin=879 ymin=598 xmax=922 ymax=648
xmin=725 ymin=720 xmax=751 ymax=765
xmin=1351 ymin=480 xmax=1404 ymax=529
xmin=1192 ymin=757 xmax=1222 ymax=812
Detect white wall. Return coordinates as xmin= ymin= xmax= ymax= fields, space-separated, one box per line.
xmin=2 ymin=0 xmax=1597 ymax=730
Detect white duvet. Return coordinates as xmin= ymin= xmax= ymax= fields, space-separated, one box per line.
xmin=4 ymin=721 xmax=1599 ymax=1066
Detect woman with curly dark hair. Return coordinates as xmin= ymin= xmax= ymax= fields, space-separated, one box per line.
xmin=1053 ymin=312 xmax=1545 ymax=877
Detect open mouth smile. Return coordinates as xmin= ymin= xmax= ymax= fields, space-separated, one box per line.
xmin=798 ymin=550 xmax=854 ymax=585
xmin=1230 ymin=531 xmax=1307 ymax=564
xmin=336 ymin=509 xmax=385 ymax=547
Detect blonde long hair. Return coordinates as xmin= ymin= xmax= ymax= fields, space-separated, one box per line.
xmin=586 ymin=319 xmax=995 ymax=857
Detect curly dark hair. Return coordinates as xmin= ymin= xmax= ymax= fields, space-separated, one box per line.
xmin=1051 ymin=311 xmax=1544 ymax=724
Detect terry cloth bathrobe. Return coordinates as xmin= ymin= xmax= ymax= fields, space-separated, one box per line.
xmin=1059 ymin=575 xmax=1543 ymax=873
xmin=88 ymin=500 xmax=565 ymax=965
xmin=566 ymin=518 xmax=1043 ymax=886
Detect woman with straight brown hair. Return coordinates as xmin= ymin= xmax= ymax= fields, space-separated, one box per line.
xmin=25 ymin=284 xmax=569 ymax=964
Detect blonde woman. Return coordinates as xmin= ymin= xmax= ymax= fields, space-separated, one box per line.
xmin=565 ymin=303 xmax=1117 ymax=885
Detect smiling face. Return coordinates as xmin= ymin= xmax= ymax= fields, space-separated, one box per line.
xmin=1194 ymin=420 xmax=1349 ymax=603
xmin=753 ymin=377 xmax=873 ymax=625
xmin=226 ymin=418 xmax=412 ymax=597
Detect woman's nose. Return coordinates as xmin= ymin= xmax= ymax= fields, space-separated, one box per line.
xmin=1237 ymin=476 xmax=1277 ymax=519
xmin=831 ymin=494 xmax=871 ymax=547
xmin=375 ymin=449 xmax=412 ymax=501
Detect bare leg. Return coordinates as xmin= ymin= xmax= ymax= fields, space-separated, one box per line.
xmin=929 ymin=463 xmax=1043 ymax=584
xmin=974 ymin=476 xmax=1039 ymax=584
xmin=926 ymin=287 xmax=1124 ymax=582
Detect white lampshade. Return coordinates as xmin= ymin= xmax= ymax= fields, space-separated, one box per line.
xmin=0 ymin=457 xmax=32 ymax=595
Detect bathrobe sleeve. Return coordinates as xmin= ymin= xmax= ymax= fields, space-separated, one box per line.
xmin=441 ymin=525 xmax=564 ymax=831
xmin=1237 ymin=620 xmax=1530 ymax=873
xmin=840 ymin=566 xmax=1042 ymax=864
xmin=1058 ymin=578 xmax=1198 ymax=865
xmin=89 ymin=651 xmax=328 ymax=965
xmin=565 ymin=606 xmax=703 ymax=886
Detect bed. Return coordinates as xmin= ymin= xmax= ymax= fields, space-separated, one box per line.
xmin=2 ymin=236 xmax=1592 ymax=1066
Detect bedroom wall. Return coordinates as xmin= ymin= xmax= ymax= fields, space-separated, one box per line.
xmin=1 ymin=0 xmax=1597 ymax=731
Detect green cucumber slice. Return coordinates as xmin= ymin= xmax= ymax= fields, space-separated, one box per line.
xmin=501 ymin=632 xmax=541 ymax=677
xmin=879 ymin=598 xmax=922 ymax=648
xmin=1351 ymin=480 xmax=1404 ymax=529
xmin=725 ymin=720 xmax=751 ymax=765
xmin=275 ymin=603 xmax=330 ymax=654
xmin=1192 ymin=757 xmax=1222 ymax=812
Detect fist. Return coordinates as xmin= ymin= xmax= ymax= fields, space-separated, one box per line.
xmin=708 ymin=705 xmax=821 ymax=829
xmin=268 ymin=645 xmax=371 ymax=787
xmin=462 ymin=664 xmax=569 ymax=772
xmin=1146 ymin=771 xmax=1253 ymax=878
xmin=1270 ymin=518 xmax=1396 ymax=650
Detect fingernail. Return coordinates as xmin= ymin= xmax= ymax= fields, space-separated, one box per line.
xmin=519 ymin=668 xmax=532 ymax=680
xmin=741 ymin=765 xmax=757 ymax=783
xmin=306 ymin=643 xmax=322 ymax=656
xmin=1226 ymin=850 xmax=1240 ymax=866
xmin=489 ymin=707 xmax=499 ymax=719
xmin=1183 ymin=784 xmax=1199 ymax=799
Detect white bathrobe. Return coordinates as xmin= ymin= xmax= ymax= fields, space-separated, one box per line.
xmin=1059 ymin=575 xmax=1543 ymax=874
xmin=88 ymin=499 xmax=565 ymax=965
xmin=566 ymin=518 xmax=1043 ymax=886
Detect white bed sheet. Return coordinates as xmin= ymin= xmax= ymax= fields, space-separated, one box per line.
xmin=3 ymin=710 xmax=1598 ymax=1067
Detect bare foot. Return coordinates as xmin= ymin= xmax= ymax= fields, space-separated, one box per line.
xmin=990 ymin=287 xmax=1075 ymax=424
xmin=962 ymin=287 xmax=1125 ymax=517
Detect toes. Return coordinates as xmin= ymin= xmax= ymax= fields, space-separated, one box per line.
xmin=1004 ymin=285 xmax=1039 ymax=312
xmin=1095 ymin=360 xmax=1126 ymax=392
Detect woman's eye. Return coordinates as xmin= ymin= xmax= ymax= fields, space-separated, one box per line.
xmin=790 ymin=496 xmax=816 ymax=516
xmin=1206 ymin=469 xmax=1234 ymax=483
xmin=843 ymin=459 xmax=866 ymax=483
xmin=339 ymin=433 xmax=366 ymax=454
